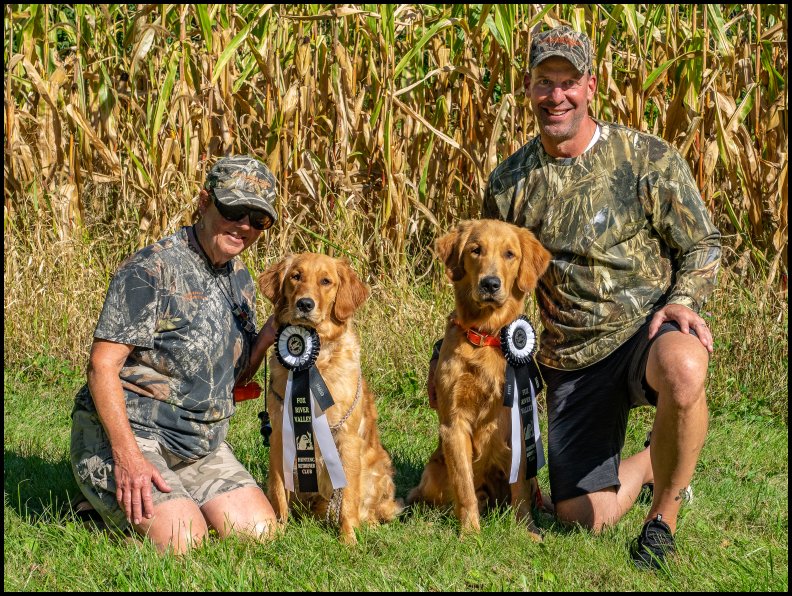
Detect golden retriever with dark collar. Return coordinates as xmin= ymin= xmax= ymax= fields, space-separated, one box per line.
xmin=258 ymin=253 xmax=400 ymax=544
xmin=408 ymin=219 xmax=551 ymax=536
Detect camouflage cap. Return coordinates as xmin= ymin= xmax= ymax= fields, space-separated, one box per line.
xmin=205 ymin=155 xmax=278 ymax=222
xmin=529 ymin=26 xmax=593 ymax=75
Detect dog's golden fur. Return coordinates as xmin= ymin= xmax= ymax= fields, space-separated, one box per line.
xmin=408 ymin=219 xmax=551 ymax=535
xmin=258 ymin=253 xmax=400 ymax=544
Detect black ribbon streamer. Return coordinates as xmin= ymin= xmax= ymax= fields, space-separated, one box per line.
xmin=504 ymin=362 xmax=539 ymax=479
xmin=501 ymin=316 xmax=541 ymax=480
xmin=276 ymin=325 xmax=336 ymax=492
xmin=291 ymin=368 xmax=319 ymax=492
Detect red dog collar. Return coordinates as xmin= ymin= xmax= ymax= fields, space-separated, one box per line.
xmin=451 ymin=318 xmax=502 ymax=348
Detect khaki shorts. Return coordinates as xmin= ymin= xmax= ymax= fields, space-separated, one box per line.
xmin=70 ymin=408 xmax=260 ymax=531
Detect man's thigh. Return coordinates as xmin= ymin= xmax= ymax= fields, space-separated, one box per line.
xmin=542 ymin=355 xmax=633 ymax=504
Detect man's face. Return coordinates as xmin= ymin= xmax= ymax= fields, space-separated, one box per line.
xmin=526 ymin=56 xmax=596 ymax=143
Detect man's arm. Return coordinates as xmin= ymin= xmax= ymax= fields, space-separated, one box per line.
xmin=645 ymin=148 xmax=721 ymax=351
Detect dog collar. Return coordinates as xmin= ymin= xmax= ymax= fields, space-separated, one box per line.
xmin=451 ymin=318 xmax=502 ymax=348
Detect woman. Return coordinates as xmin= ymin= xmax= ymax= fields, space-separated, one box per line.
xmin=71 ymin=155 xmax=280 ymax=554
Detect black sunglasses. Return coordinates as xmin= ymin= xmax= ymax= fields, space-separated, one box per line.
xmin=212 ymin=193 xmax=274 ymax=230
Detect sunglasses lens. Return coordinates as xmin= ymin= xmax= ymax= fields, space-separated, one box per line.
xmin=214 ymin=195 xmax=272 ymax=230
xmin=250 ymin=212 xmax=274 ymax=230
xmin=213 ymin=197 xmax=245 ymax=221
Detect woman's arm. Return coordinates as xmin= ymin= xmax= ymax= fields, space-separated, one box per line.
xmin=87 ymin=339 xmax=171 ymax=525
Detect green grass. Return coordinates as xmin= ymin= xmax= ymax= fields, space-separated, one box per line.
xmin=3 ymin=278 xmax=788 ymax=591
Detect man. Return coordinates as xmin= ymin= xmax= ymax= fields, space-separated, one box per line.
xmin=428 ymin=26 xmax=721 ymax=569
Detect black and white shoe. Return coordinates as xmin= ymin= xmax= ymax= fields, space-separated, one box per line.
xmin=630 ymin=513 xmax=676 ymax=569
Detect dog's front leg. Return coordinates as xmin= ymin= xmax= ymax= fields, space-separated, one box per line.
xmin=267 ymin=422 xmax=290 ymax=523
xmin=440 ymin=421 xmax=479 ymax=534
xmin=338 ymin=435 xmax=363 ymax=544
xmin=510 ymin=429 xmax=541 ymax=540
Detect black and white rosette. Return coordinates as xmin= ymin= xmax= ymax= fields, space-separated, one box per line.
xmin=500 ymin=316 xmax=546 ymax=483
xmin=276 ymin=325 xmax=347 ymax=493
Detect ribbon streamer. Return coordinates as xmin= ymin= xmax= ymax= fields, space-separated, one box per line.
xmin=501 ymin=316 xmax=545 ymax=484
xmin=277 ymin=325 xmax=347 ymax=493
xmin=506 ymin=365 xmax=545 ymax=483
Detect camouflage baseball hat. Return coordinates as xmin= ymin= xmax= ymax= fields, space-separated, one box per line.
xmin=205 ymin=155 xmax=278 ymax=222
xmin=529 ymin=26 xmax=593 ymax=75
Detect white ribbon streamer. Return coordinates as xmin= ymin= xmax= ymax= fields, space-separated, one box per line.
xmin=282 ymin=371 xmax=297 ymax=492
xmin=310 ymin=393 xmax=347 ymax=490
xmin=509 ymin=380 xmax=522 ymax=484
xmin=281 ymin=370 xmax=347 ymax=492
xmin=508 ymin=376 xmax=545 ymax=484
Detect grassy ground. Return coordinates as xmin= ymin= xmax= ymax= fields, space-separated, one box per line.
xmin=3 ymin=274 xmax=788 ymax=591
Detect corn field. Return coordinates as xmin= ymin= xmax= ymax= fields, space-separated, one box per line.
xmin=3 ymin=4 xmax=788 ymax=281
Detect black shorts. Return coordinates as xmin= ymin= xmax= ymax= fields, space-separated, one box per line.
xmin=540 ymin=320 xmax=699 ymax=504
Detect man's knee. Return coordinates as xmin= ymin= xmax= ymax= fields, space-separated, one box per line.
xmin=554 ymin=491 xmax=618 ymax=533
xmin=648 ymin=335 xmax=709 ymax=407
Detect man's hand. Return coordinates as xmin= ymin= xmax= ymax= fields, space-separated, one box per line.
xmin=113 ymin=449 xmax=171 ymax=525
xmin=427 ymin=357 xmax=438 ymax=410
xmin=648 ymin=303 xmax=714 ymax=354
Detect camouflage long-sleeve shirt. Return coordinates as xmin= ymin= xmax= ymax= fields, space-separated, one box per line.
xmin=483 ymin=121 xmax=721 ymax=369
xmin=73 ymin=226 xmax=257 ymax=461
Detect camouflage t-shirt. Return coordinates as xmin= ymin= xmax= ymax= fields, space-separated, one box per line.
xmin=483 ymin=121 xmax=721 ymax=369
xmin=73 ymin=226 xmax=257 ymax=461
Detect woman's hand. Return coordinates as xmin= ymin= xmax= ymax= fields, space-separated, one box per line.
xmin=112 ymin=448 xmax=172 ymax=525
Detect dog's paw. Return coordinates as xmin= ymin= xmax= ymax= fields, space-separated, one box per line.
xmin=339 ymin=529 xmax=358 ymax=546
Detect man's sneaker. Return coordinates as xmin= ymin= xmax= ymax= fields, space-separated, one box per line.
xmin=630 ymin=514 xmax=676 ymax=569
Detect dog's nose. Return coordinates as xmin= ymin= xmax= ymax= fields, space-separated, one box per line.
xmin=296 ymin=297 xmax=315 ymax=313
xmin=479 ymin=276 xmax=501 ymax=294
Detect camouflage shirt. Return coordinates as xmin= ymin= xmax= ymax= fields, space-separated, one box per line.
xmin=483 ymin=121 xmax=721 ymax=369
xmin=73 ymin=226 xmax=258 ymax=461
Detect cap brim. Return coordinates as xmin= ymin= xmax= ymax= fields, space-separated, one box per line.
xmin=531 ymin=52 xmax=587 ymax=75
xmin=214 ymin=189 xmax=278 ymax=223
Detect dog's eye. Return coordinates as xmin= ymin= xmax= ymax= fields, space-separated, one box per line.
xmin=504 ymin=250 xmax=516 ymax=259
xmin=291 ymin=272 xmax=301 ymax=281
xmin=470 ymin=246 xmax=481 ymax=255
xmin=320 ymin=278 xmax=332 ymax=286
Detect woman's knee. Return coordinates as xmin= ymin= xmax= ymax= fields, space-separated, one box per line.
xmin=202 ymin=486 xmax=277 ymax=541
xmin=132 ymin=498 xmax=209 ymax=555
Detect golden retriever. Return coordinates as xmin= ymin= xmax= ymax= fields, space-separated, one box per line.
xmin=407 ymin=219 xmax=551 ymax=536
xmin=258 ymin=253 xmax=400 ymax=544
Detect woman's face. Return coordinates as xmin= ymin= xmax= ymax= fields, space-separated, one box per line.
xmin=196 ymin=190 xmax=263 ymax=266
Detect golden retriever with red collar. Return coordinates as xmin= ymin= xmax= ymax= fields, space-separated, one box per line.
xmin=258 ymin=253 xmax=400 ymax=544
xmin=408 ymin=219 xmax=551 ymax=536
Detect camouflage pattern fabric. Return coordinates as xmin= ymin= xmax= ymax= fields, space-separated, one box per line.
xmin=529 ymin=25 xmax=593 ymax=74
xmin=72 ymin=225 xmax=257 ymax=460
xmin=483 ymin=121 xmax=721 ymax=370
xmin=204 ymin=154 xmax=278 ymax=221
xmin=71 ymin=413 xmax=259 ymax=531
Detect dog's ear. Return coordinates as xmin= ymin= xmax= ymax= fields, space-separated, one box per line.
xmin=435 ymin=221 xmax=472 ymax=282
xmin=333 ymin=259 xmax=369 ymax=321
xmin=517 ymin=228 xmax=551 ymax=293
xmin=258 ymin=255 xmax=294 ymax=305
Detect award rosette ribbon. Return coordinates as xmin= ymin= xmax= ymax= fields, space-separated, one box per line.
xmin=500 ymin=316 xmax=546 ymax=483
xmin=276 ymin=324 xmax=347 ymax=493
